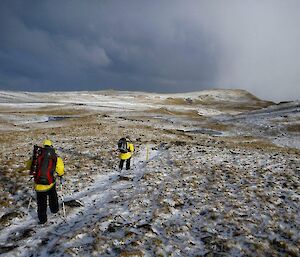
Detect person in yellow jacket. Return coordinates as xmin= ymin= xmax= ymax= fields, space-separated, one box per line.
xmin=26 ymin=139 xmax=64 ymax=224
xmin=119 ymin=137 xmax=134 ymax=170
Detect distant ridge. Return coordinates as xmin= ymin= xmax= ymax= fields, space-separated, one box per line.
xmin=0 ymin=89 xmax=273 ymax=104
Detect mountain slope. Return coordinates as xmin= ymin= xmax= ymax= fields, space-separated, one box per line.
xmin=0 ymin=90 xmax=299 ymax=256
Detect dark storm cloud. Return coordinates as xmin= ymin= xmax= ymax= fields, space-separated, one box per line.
xmin=0 ymin=0 xmax=299 ymax=100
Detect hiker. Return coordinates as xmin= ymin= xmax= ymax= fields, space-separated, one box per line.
xmin=26 ymin=139 xmax=64 ymax=224
xmin=118 ymin=137 xmax=134 ymax=170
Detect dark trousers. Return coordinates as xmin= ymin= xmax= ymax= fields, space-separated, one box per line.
xmin=36 ymin=185 xmax=59 ymax=223
xmin=119 ymin=158 xmax=131 ymax=170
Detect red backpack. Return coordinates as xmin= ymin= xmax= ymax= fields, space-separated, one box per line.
xmin=30 ymin=145 xmax=57 ymax=185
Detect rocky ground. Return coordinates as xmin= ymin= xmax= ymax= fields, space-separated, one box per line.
xmin=0 ymin=90 xmax=299 ymax=257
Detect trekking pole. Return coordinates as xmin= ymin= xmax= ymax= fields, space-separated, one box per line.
xmin=60 ymin=181 xmax=66 ymax=218
xmin=27 ymin=196 xmax=32 ymax=212
xmin=146 ymin=144 xmax=149 ymax=162
xmin=27 ymin=177 xmax=34 ymax=213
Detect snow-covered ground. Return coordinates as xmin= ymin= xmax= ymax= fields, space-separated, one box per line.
xmin=0 ymin=90 xmax=299 ymax=256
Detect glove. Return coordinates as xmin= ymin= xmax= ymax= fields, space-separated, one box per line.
xmin=59 ymin=176 xmax=65 ymax=184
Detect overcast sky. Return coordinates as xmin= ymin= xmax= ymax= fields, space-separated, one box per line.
xmin=0 ymin=0 xmax=299 ymax=101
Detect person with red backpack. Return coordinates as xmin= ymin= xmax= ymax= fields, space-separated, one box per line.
xmin=26 ymin=139 xmax=64 ymax=224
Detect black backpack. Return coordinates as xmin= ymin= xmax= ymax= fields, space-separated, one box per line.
xmin=30 ymin=145 xmax=57 ymax=185
xmin=118 ymin=138 xmax=128 ymax=153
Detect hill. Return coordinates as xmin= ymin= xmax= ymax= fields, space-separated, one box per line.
xmin=0 ymin=90 xmax=299 ymax=256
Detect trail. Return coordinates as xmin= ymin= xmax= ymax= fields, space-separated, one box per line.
xmin=0 ymin=146 xmax=161 ymax=257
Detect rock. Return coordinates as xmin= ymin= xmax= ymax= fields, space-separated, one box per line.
xmin=8 ymin=228 xmax=35 ymax=242
xmin=173 ymin=141 xmax=186 ymax=146
xmin=118 ymin=176 xmax=133 ymax=181
xmin=107 ymin=222 xmax=122 ymax=233
xmin=64 ymin=199 xmax=84 ymax=207
xmin=0 ymin=244 xmax=18 ymax=254
xmin=0 ymin=211 xmax=24 ymax=227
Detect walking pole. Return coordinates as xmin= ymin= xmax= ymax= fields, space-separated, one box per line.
xmin=27 ymin=177 xmax=34 ymax=213
xmin=27 ymin=197 xmax=32 ymax=212
xmin=60 ymin=180 xmax=66 ymax=218
xmin=146 ymin=144 xmax=149 ymax=162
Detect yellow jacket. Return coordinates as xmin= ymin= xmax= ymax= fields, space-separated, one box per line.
xmin=26 ymin=156 xmax=64 ymax=192
xmin=120 ymin=142 xmax=134 ymax=160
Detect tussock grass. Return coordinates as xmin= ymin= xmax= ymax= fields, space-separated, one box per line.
xmin=161 ymin=96 xmax=273 ymax=114
xmin=287 ymin=124 xmax=300 ymax=133
xmin=163 ymin=97 xmax=191 ymax=105
xmin=23 ymin=108 xmax=88 ymax=116
xmin=222 ymin=135 xmax=300 ymax=154
xmin=201 ymin=122 xmax=232 ymax=131
xmin=202 ymin=101 xmax=273 ymax=111
xmin=145 ymin=107 xmax=202 ymax=118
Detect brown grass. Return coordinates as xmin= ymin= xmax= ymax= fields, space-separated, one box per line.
xmin=163 ymin=97 xmax=190 ymax=105
xmin=145 ymin=107 xmax=202 ymax=118
xmin=18 ymin=108 xmax=89 ymax=116
xmin=287 ymin=124 xmax=300 ymax=133
xmin=118 ymin=250 xmax=144 ymax=257
xmin=222 ymin=135 xmax=300 ymax=154
xmin=161 ymin=95 xmax=274 ymax=113
xmin=199 ymin=101 xmax=273 ymax=112
xmin=201 ymin=122 xmax=232 ymax=131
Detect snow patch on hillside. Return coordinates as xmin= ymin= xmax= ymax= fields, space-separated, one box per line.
xmin=0 ymin=90 xmax=299 ymax=256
